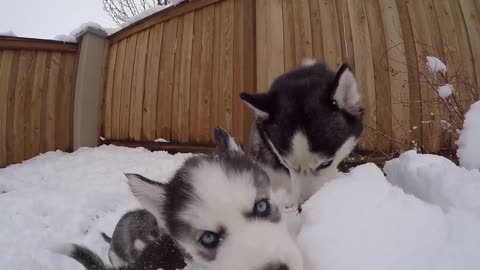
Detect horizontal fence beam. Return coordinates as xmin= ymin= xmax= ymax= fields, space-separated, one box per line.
xmin=101 ymin=139 xmax=217 ymax=154
xmin=108 ymin=0 xmax=224 ymax=43
xmin=0 ymin=37 xmax=78 ymax=52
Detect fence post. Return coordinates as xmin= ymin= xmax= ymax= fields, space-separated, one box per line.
xmin=73 ymin=27 xmax=108 ymax=150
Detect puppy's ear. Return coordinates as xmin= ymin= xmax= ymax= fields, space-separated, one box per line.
xmin=214 ymin=127 xmax=242 ymax=154
xmin=240 ymin=92 xmax=271 ymax=118
xmin=125 ymin=173 xmax=167 ymax=229
xmin=332 ymin=64 xmax=362 ymax=116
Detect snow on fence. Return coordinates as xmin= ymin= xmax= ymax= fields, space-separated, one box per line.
xmin=0 ymin=37 xmax=79 ymax=167
xmin=101 ymin=0 xmax=480 ymax=154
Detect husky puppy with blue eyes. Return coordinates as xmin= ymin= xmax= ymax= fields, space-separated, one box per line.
xmin=241 ymin=59 xmax=364 ymax=207
xmin=54 ymin=128 xmax=303 ymax=270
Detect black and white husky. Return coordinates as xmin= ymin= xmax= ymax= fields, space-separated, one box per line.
xmin=241 ymin=59 xmax=363 ymax=207
xmin=54 ymin=128 xmax=303 ymax=270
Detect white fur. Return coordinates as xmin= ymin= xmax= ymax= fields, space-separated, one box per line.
xmin=133 ymin=239 xmax=146 ymax=251
xmin=334 ymin=68 xmax=361 ymax=115
xmin=50 ymin=243 xmax=74 ymax=256
xmin=129 ymin=161 xmax=304 ymax=270
xmin=125 ymin=174 xmax=167 ymax=229
xmin=302 ymin=58 xmax=317 ymax=66
xmin=244 ymin=102 xmax=269 ymax=118
xmin=109 ymin=249 xmax=128 ymax=267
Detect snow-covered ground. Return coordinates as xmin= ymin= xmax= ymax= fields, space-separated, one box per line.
xmin=1 ymin=145 xmax=479 ymax=270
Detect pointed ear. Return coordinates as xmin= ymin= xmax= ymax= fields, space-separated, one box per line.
xmin=214 ymin=127 xmax=242 ymax=154
xmin=125 ymin=173 xmax=167 ymax=229
xmin=239 ymin=92 xmax=271 ymax=118
xmin=333 ymin=64 xmax=362 ymax=116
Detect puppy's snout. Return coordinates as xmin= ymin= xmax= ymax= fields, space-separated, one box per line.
xmin=262 ymin=262 xmax=289 ymax=270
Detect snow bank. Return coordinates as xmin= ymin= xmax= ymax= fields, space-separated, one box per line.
xmin=0 ymin=145 xmax=191 ymax=270
xmin=299 ymin=163 xmax=480 ymax=270
xmin=437 ymin=83 xmax=454 ymax=98
xmin=457 ymin=101 xmax=480 ymax=170
xmin=0 ymin=30 xmax=17 ymax=37
xmin=426 ymin=56 xmax=447 ymax=75
xmin=384 ymin=150 xmax=480 ymax=215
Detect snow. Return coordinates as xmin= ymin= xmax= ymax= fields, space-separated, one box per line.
xmin=299 ymin=162 xmax=480 ymax=270
xmin=426 ymin=56 xmax=447 ymax=75
xmin=0 ymin=145 xmax=191 ymax=270
xmin=457 ymin=101 xmax=480 ymax=170
xmin=54 ymin=22 xmax=109 ymax=43
xmin=437 ymin=83 xmax=454 ymax=98
xmin=2 ymin=145 xmax=480 ymax=270
xmin=109 ymin=0 xmax=185 ymax=35
xmin=0 ymin=30 xmax=17 ymax=37
xmin=154 ymin=138 xmax=170 ymax=143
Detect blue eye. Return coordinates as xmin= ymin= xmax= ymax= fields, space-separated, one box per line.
xmin=254 ymin=199 xmax=271 ymax=217
xmin=199 ymin=231 xmax=221 ymax=249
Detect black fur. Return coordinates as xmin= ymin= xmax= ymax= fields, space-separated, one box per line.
xmin=241 ymin=62 xmax=363 ymax=168
xmin=64 ymin=235 xmax=186 ymax=270
xmin=100 ymin=232 xmax=112 ymax=243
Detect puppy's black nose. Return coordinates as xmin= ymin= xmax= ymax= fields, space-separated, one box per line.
xmin=263 ymin=263 xmax=289 ymax=270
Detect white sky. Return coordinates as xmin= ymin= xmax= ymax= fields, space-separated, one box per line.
xmin=0 ymin=0 xmax=116 ymax=39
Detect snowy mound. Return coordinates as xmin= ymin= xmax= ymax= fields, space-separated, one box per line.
xmin=384 ymin=150 xmax=480 ymax=214
xmin=299 ymin=163 xmax=480 ymax=270
xmin=0 ymin=146 xmax=191 ymax=270
xmin=457 ymin=101 xmax=480 ymax=170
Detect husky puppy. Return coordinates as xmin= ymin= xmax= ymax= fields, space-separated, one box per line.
xmin=54 ymin=128 xmax=303 ymax=270
xmin=240 ymin=60 xmax=363 ymax=207
xmin=99 ymin=209 xmax=165 ymax=267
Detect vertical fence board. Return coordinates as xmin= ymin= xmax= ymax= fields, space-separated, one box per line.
xmin=378 ymin=0 xmax=410 ymax=150
xmin=309 ymin=0 xmax=324 ymax=61
xmin=0 ymin=50 xmax=14 ymax=167
xmin=337 ymin=0 xmax=355 ymax=68
xmin=157 ymin=18 xmax=178 ymax=141
xmin=233 ymin=0 xmax=245 ymax=144
xmin=111 ymin=39 xmax=127 ymax=139
xmin=6 ymin=52 xmax=20 ymax=164
xmin=170 ymin=16 xmax=185 ymax=142
xmin=319 ymin=0 xmax=342 ymax=68
xmin=267 ymin=0 xmax=285 ymax=85
xmin=13 ymin=51 xmax=35 ymax=163
xmin=292 ymin=0 xmax=313 ymax=64
xmin=189 ymin=10 xmax=204 ymax=143
xmin=129 ymin=30 xmax=149 ymax=141
xmin=219 ymin=0 xmax=234 ymax=133
xmin=365 ymin=0 xmax=392 ymax=152
xmin=197 ymin=5 xmax=215 ymax=143
xmin=142 ymin=24 xmax=163 ymax=141
xmin=177 ymin=13 xmax=194 ymax=143
xmin=21 ymin=51 xmax=37 ymax=161
xmin=282 ymin=0 xmax=297 ymax=71
xmin=347 ymin=0 xmax=376 ymax=150
xmin=45 ymin=52 xmax=62 ymax=152
xmin=104 ymin=43 xmax=118 ymax=139
xmin=119 ymin=35 xmax=138 ymax=139
xmin=459 ymin=0 xmax=480 ymax=96
xmin=210 ymin=3 xmax=222 ymax=142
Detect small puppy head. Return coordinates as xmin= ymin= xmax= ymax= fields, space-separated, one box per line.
xmin=126 ymin=129 xmax=303 ymax=270
xmin=240 ymin=61 xmax=363 ymax=182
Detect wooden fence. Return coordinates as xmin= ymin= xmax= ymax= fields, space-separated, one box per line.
xmin=103 ymin=0 xmax=255 ymax=146
xmin=0 ymin=37 xmax=78 ymax=167
xmin=101 ymin=0 xmax=480 ymax=153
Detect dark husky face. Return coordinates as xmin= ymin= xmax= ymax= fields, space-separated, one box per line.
xmin=126 ymin=128 xmax=303 ymax=270
xmin=241 ymin=62 xmax=363 ymax=177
